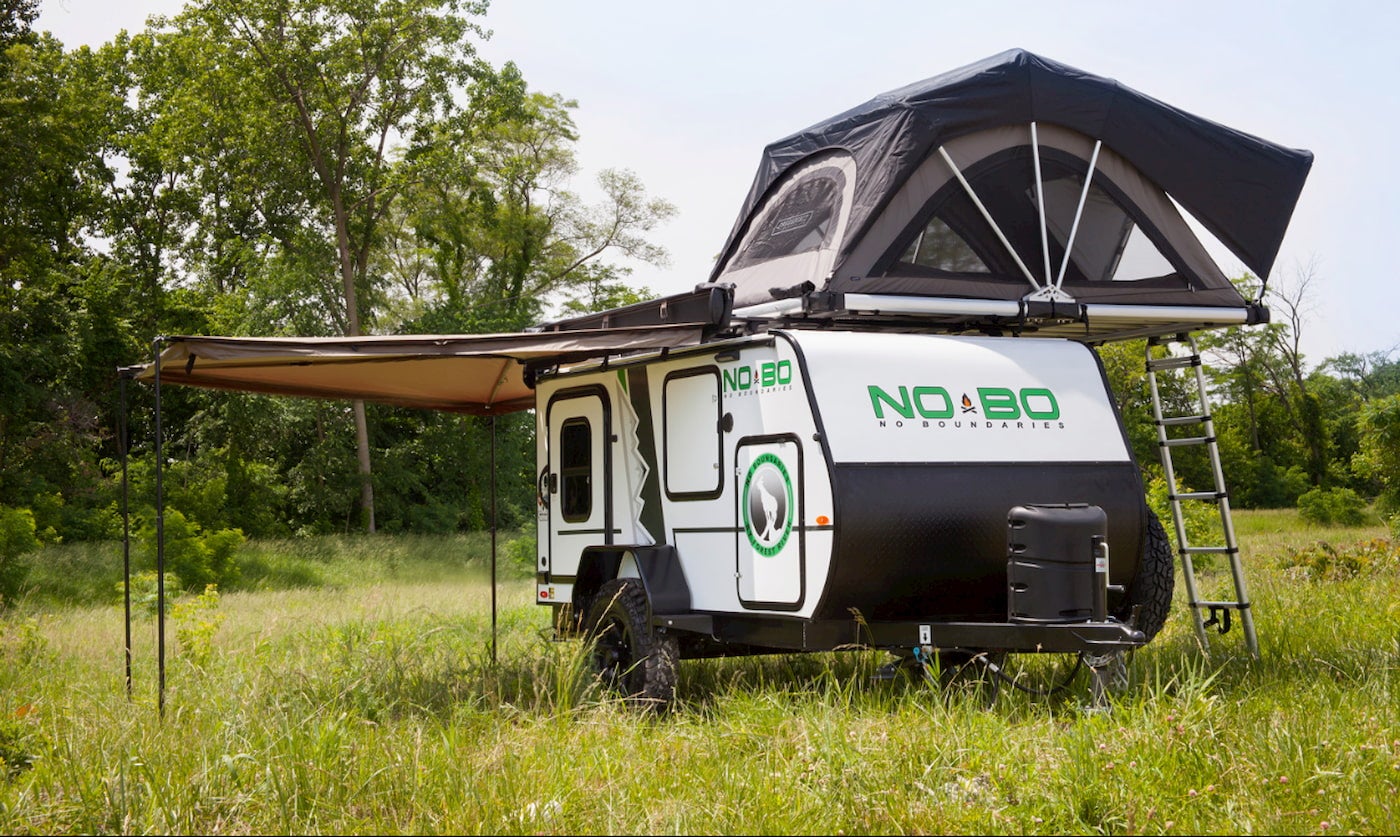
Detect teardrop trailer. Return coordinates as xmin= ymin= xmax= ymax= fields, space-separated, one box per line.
xmin=128 ymin=49 xmax=1313 ymax=709
xmin=530 ymin=318 xmax=1177 ymax=703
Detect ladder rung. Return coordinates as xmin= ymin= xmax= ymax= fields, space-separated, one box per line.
xmin=1182 ymin=545 xmax=1238 ymax=555
xmin=1191 ymin=600 xmax=1250 ymax=610
xmin=1146 ymin=355 xmax=1201 ymax=371
xmin=1158 ymin=414 xmax=1209 ymax=427
xmin=1160 ymin=436 xmax=1213 ymax=447
xmin=1170 ymin=491 xmax=1225 ymax=501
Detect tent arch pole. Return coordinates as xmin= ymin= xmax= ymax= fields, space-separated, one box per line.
xmin=1054 ymin=140 xmax=1104 ymax=290
xmin=1031 ymin=122 xmax=1054 ymax=287
xmin=936 ymin=145 xmax=1042 ymax=291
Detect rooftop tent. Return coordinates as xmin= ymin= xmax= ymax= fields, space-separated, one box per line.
xmin=711 ymin=49 xmax=1313 ymax=341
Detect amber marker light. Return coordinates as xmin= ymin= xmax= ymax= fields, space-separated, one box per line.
xmin=816 ymin=515 xmax=831 ymax=526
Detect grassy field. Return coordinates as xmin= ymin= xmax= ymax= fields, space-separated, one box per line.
xmin=1 ymin=512 xmax=1396 ymax=834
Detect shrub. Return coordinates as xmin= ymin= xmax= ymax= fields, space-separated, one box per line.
xmin=1244 ymin=459 xmax=1311 ymax=508
xmin=117 ymin=571 xmax=183 ymax=617
xmin=171 ymin=584 xmax=225 ymax=668
xmin=1296 ymin=486 xmax=1369 ymax=526
xmin=0 ymin=713 xmax=37 ymax=778
xmin=0 ymin=507 xmax=40 ymax=607
xmin=137 ymin=509 xmax=246 ymax=592
xmin=1145 ymin=476 xmax=1219 ymax=567
xmin=1280 ymin=538 xmax=1399 ymax=581
xmin=503 ymin=533 xmax=539 ymax=577
xmin=0 ymin=617 xmax=45 ymax=667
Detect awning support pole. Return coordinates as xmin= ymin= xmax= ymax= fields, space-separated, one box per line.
xmin=937 ymin=144 xmax=1042 ymax=291
xmin=490 ymin=414 xmax=498 ymax=666
xmin=153 ymin=338 xmax=166 ymax=719
xmin=119 ymin=373 xmax=132 ymax=701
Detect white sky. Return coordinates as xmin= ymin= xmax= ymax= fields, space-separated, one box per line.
xmin=36 ymin=0 xmax=1400 ymax=365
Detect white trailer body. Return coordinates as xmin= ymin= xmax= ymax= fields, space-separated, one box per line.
xmin=534 ymin=329 xmax=1156 ymax=662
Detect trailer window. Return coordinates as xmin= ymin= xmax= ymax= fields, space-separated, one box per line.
xmin=559 ymin=418 xmax=592 ymax=522
xmin=664 ymin=368 xmax=723 ymax=499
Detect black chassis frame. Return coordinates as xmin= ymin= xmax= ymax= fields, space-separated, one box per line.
xmin=652 ymin=612 xmax=1146 ymax=658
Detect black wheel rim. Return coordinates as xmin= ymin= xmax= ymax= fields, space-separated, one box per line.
xmin=593 ymin=616 xmax=635 ymax=691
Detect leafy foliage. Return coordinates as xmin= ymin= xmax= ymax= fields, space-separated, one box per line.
xmin=0 ymin=506 xmax=38 ymax=606
xmin=1280 ymin=537 xmax=1399 ymax=581
xmin=1296 ymin=486 xmax=1370 ymax=526
xmin=1353 ymin=394 xmax=1400 ymax=515
xmin=137 ymin=509 xmax=246 ymax=593
xmin=171 ymin=583 xmax=225 ymax=668
xmin=1144 ymin=476 xmax=1219 ymax=566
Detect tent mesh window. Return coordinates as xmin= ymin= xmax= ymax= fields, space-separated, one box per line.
xmin=728 ymin=164 xmax=849 ymax=271
xmin=885 ymin=147 xmax=1178 ymax=286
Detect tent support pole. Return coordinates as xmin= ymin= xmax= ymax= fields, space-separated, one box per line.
xmin=153 ymin=339 xmax=166 ymax=719
xmin=1031 ymin=122 xmax=1053 ymax=287
xmin=119 ymin=373 xmax=132 ymax=701
xmin=1055 ymin=140 xmax=1102 ymax=290
xmin=490 ymin=414 xmax=498 ymax=666
xmin=937 ymin=145 xmax=1042 ymax=291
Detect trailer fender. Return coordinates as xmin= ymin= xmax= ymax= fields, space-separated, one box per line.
xmin=575 ymin=545 xmax=692 ymax=621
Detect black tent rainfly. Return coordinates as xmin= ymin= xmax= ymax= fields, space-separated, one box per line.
xmin=711 ymin=48 xmax=1312 ymax=340
xmin=122 ymin=49 xmax=1312 ymax=710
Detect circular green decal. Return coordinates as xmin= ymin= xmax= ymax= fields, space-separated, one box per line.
xmin=743 ymin=453 xmax=793 ymax=557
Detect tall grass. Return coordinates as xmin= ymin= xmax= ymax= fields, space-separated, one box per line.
xmin=1 ymin=511 xmax=1396 ymax=834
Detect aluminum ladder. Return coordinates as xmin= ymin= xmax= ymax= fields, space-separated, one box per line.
xmin=1144 ymin=334 xmax=1259 ymax=658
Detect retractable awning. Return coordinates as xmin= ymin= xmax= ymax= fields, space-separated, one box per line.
xmin=128 ymin=323 xmax=706 ymax=414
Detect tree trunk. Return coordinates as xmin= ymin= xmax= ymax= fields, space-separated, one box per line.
xmin=352 ymin=399 xmax=375 ymax=533
xmin=331 ymin=186 xmax=376 ymax=533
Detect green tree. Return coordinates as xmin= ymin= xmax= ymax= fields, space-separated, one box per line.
xmin=0 ymin=27 xmax=142 ymax=530
xmin=0 ymin=1 xmax=36 ymax=47
xmin=1354 ymin=394 xmax=1400 ymax=515
xmin=387 ymin=76 xmax=676 ymax=334
xmin=144 ymin=0 xmax=497 ymax=532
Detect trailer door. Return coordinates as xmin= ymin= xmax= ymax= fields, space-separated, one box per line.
xmin=735 ymin=436 xmax=804 ymax=609
xmin=547 ymin=389 xmax=611 ymax=571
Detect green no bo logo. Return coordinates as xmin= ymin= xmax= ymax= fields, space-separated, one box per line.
xmin=868 ymin=385 xmax=1060 ymax=420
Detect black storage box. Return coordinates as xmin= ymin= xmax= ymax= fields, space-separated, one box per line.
xmin=1007 ymin=503 xmax=1107 ymax=624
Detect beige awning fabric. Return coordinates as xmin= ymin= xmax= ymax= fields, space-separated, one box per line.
xmin=129 ymin=325 xmax=706 ymax=414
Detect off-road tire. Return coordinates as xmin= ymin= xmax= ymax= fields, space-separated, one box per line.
xmin=1118 ymin=509 xmax=1175 ymax=641
xmin=585 ymin=578 xmax=679 ymax=710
